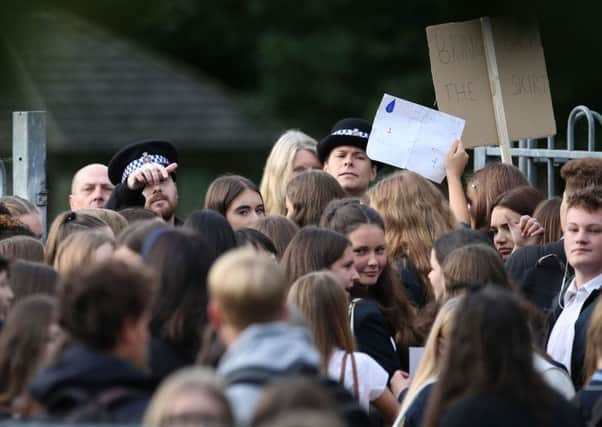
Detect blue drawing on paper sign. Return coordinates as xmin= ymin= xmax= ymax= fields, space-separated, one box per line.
xmin=385 ymin=99 xmax=395 ymax=113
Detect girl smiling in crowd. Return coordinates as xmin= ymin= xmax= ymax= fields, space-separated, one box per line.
xmin=321 ymin=200 xmax=421 ymax=376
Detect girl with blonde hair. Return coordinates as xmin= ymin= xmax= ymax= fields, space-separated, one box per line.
xmin=260 ymin=130 xmax=321 ymax=215
xmin=144 ymin=366 xmax=234 ymax=427
xmin=53 ymin=231 xmax=115 ymax=276
xmin=368 ymin=170 xmax=457 ymax=306
xmin=44 ymin=211 xmax=111 ymax=265
xmin=78 ymin=208 xmax=128 ymax=237
xmin=288 ymin=271 xmax=403 ymax=423
xmin=394 ymin=298 xmax=461 ymax=427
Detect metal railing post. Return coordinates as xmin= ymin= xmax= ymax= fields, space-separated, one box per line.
xmin=518 ymin=139 xmax=528 ymax=175
xmin=473 ymin=147 xmax=487 ymax=171
xmin=0 ymin=159 xmax=7 ymax=197
xmin=546 ymin=136 xmax=555 ymax=198
xmin=12 ymin=111 xmax=47 ymax=238
xmin=567 ymin=105 xmax=597 ymax=150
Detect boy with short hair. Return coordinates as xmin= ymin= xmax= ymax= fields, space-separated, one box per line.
xmin=31 ymin=258 xmax=157 ymax=422
xmin=547 ymin=186 xmax=602 ymax=388
xmin=209 ymin=248 xmax=320 ymax=425
xmin=507 ymin=157 xmax=602 ymax=311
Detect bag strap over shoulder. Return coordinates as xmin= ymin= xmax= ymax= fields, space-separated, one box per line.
xmin=349 ymin=352 xmax=359 ymax=401
xmin=339 ymin=352 xmax=349 ymax=384
xmin=338 ymin=352 xmax=359 ymax=402
xmin=348 ymin=298 xmax=363 ymax=336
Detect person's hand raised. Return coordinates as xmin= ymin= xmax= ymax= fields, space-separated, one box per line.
xmin=445 ymin=139 xmax=469 ymax=178
xmin=508 ymin=214 xmax=544 ymax=250
xmin=127 ymin=162 xmax=178 ymax=190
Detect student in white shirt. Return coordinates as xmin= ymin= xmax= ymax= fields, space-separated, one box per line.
xmin=547 ymin=186 xmax=602 ymax=389
xmin=288 ymin=271 xmax=408 ymax=424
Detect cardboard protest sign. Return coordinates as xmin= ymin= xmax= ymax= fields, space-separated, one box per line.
xmin=492 ymin=18 xmax=556 ymax=141
xmin=426 ymin=19 xmax=497 ymax=148
xmin=426 ymin=17 xmax=555 ymax=149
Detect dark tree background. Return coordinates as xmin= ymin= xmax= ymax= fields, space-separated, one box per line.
xmin=3 ymin=0 xmax=601 ymax=141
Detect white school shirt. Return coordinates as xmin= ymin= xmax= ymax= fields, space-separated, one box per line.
xmin=547 ymin=273 xmax=602 ymax=374
xmin=328 ymin=348 xmax=388 ymax=410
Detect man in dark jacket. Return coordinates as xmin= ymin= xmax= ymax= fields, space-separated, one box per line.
xmin=30 ymin=258 xmax=157 ymax=423
xmin=547 ymin=186 xmax=602 ymax=389
xmin=105 ymin=139 xmax=181 ymax=225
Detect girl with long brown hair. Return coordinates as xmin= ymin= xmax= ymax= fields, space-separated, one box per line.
xmin=320 ymin=200 xmax=421 ymax=376
xmin=423 ymin=287 xmax=579 ymax=427
xmin=280 ymin=227 xmax=358 ymax=292
xmin=368 ymin=171 xmax=457 ymax=306
xmin=288 ymin=271 xmax=402 ymax=423
xmin=445 ymin=141 xmax=530 ymax=230
xmin=489 ymin=186 xmax=545 ymax=261
xmin=0 ymin=295 xmax=55 ymax=419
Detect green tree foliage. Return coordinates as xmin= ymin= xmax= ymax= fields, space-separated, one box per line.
xmin=3 ymin=0 xmax=602 ymax=139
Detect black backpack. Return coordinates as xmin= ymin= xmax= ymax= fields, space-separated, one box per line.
xmin=41 ymin=385 xmax=147 ymax=424
xmin=224 ymin=364 xmax=375 ymax=427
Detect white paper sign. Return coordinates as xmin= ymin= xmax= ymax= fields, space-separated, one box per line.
xmin=367 ymin=94 xmax=465 ymax=183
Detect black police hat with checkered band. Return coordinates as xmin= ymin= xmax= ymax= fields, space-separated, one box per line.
xmin=318 ymin=118 xmax=384 ymax=170
xmin=108 ymin=139 xmax=178 ymax=186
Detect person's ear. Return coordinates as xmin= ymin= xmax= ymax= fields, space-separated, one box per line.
xmin=370 ymin=165 xmax=377 ymax=181
xmin=118 ymin=316 xmax=140 ymax=347
xmin=208 ymin=302 xmax=222 ymax=328
xmin=323 ymin=160 xmax=330 ymax=174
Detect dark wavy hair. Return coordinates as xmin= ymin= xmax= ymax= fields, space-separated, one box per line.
xmin=423 ymin=287 xmax=558 ymax=427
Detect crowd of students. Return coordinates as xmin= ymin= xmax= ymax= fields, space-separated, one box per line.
xmin=0 ymin=117 xmax=602 ymax=427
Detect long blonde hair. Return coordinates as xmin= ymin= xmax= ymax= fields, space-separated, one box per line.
xmin=396 ymin=298 xmax=461 ymax=424
xmin=287 ymin=271 xmax=355 ymax=371
xmin=260 ymin=130 xmax=319 ymax=215
xmin=368 ymin=171 xmax=457 ymax=298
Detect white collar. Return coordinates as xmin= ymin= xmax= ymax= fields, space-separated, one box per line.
xmin=564 ymin=273 xmax=602 ymax=304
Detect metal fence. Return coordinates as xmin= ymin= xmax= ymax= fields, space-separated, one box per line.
xmin=0 ymin=111 xmax=47 ymax=237
xmin=474 ymin=105 xmax=602 ymax=198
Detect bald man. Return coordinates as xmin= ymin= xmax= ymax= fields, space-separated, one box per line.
xmin=69 ymin=164 xmax=114 ymax=209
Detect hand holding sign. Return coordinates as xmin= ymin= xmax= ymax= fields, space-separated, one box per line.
xmin=367 ymin=94 xmax=465 ymax=183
